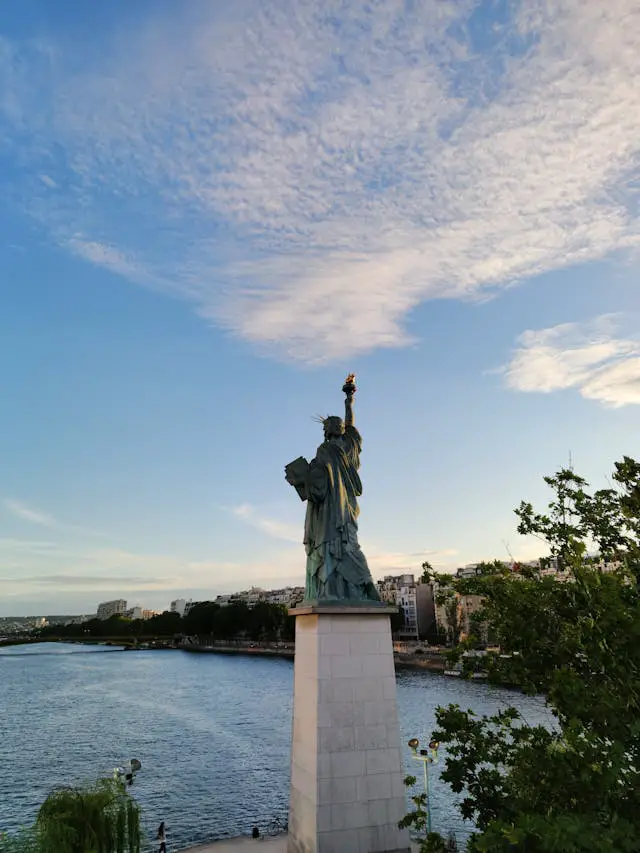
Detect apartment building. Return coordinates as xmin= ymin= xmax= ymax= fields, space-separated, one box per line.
xmin=170 ymin=598 xmax=192 ymax=618
xmin=214 ymin=586 xmax=305 ymax=608
xmin=96 ymin=599 xmax=127 ymax=620
xmin=376 ymin=574 xmax=435 ymax=641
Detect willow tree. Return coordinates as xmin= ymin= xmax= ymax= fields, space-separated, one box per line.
xmin=405 ymin=456 xmax=640 ymax=853
xmin=1 ymin=778 xmax=142 ymax=853
xmin=0 ymin=777 xmax=143 ymax=853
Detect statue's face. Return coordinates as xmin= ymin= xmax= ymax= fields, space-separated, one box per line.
xmin=323 ymin=416 xmax=344 ymax=440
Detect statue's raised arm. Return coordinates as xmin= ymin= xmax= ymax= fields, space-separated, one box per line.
xmin=342 ymin=372 xmax=356 ymax=429
xmin=284 ymin=373 xmax=381 ymax=604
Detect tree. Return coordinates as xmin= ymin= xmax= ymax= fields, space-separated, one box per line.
xmin=144 ymin=611 xmax=181 ymax=637
xmin=432 ymin=577 xmax=460 ymax=647
xmin=421 ymin=561 xmax=434 ymax=584
xmin=404 ymin=457 xmax=640 ymax=852
xmin=1 ymin=777 xmax=142 ymax=853
xmin=182 ymin=601 xmax=219 ymax=636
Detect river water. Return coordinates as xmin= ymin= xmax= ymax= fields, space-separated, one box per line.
xmin=0 ymin=643 xmax=553 ymax=849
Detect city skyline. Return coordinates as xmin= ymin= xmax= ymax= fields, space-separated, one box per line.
xmin=1 ymin=0 xmax=639 ymax=615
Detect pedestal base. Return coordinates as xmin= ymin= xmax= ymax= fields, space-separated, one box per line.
xmin=287 ymin=605 xmax=411 ymax=853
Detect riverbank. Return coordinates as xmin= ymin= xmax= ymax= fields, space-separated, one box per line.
xmin=177 ymin=834 xmax=423 ymax=852
xmin=0 ymin=637 xmax=449 ymax=671
xmin=182 ymin=643 xmax=447 ymax=671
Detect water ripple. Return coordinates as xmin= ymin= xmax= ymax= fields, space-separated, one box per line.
xmin=1 ymin=643 xmax=550 ymax=848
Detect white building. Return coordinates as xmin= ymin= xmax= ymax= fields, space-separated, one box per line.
xmin=213 ymin=585 xmax=304 ymax=609
xmin=170 ymin=598 xmax=192 ymax=618
xmin=141 ymin=609 xmax=161 ymax=620
xmin=125 ymin=606 xmax=143 ymax=620
xmin=215 ymin=587 xmax=266 ymax=608
xmin=96 ymin=599 xmax=127 ymax=620
xmin=376 ymin=574 xmax=435 ymax=641
xmin=263 ymin=587 xmax=305 ymax=607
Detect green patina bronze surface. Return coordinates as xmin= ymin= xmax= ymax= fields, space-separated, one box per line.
xmin=285 ymin=375 xmax=381 ymax=605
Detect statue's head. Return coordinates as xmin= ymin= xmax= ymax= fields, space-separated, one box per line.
xmin=322 ymin=415 xmax=345 ymax=440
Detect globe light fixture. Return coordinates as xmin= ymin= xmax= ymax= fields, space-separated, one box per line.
xmin=114 ymin=759 xmax=142 ymax=787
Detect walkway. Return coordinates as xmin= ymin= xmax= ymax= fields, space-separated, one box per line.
xmin=178 ymin=834 xmax=422 ymax=852
xmin=177 ymin=836 xmax=286 ymax=852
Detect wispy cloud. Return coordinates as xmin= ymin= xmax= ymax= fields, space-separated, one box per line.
xmin=3 ymin=499 xmax=55 ymax=527
xmin=66 ymin=238 xmax=149 ymax=283
xmin=366 ymin=548 xmax=458 ymax=574
xmin=502 ymin=314 xmax=640 ymax=407
xmin=232 ymin=504 xmax=300 ymax=544
xmin=1 ymin=1 xmax=639 ymax=359
xmin=230 ymin=502 xmax=458 ymax=572
xmin=2 ymin=498 xmax=108 ymax=539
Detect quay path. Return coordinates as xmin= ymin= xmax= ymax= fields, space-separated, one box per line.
xmin=178 ymin=834 xmax=423 ymax=852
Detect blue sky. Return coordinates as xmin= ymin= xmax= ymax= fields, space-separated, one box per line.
xmin=1 ymin=0 xmax=639 ymax=616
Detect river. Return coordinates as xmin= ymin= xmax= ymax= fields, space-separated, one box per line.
xmin=0 ymin=643 xmax=553 ymax=849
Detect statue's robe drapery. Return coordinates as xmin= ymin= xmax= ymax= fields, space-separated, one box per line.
xmin=303 ymin=425 xmax=380 ymax=602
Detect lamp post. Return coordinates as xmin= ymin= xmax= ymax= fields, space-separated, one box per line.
xmin=407 ymin=738 xmax=439 ymax=833
xmin=114 ymin=758 xmax=141 ymax=787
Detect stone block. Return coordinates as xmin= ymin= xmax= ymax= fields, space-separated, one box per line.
xmin=365 ymin=748 xmax=401 ymax=775
xmin=367 ymin=798 xmax=391 ymax=826
xmin=317 ymin=753 xmax=331 ymax=779
xmin=356 ymin=772 xmax=392 ymax=801
xmin=319 ymin=632 xmax=350 ymax=656
xmin=364 ymin=699 xmax=398 ymax=727
xmin=352 ymin=676 xmax=385 ymax=702
xmin=318 ymin=775 xmax=357 ymax=805
xmin=382 ymin=675 xmax=398 ymax=701
xmin=330 ymin=749 xmax=366 ymax=778
xmin=317 ymin=804 xmax=332 ymax=833
xmin=354 ymin=724 xmax=388 ymax=750
xmin=318 ymin=828 xmax=361 ymax=853
xmin=391 ymin=773 xmax=407 ymax=799
xmin=387 ymin=795 xmax=410 ymax=826
xmin=317 ymin=653 xmax=333 ymax=679
xmin=349 ymin=633 xmax=380 ymax=656
xmin=361 ymin=653 xmax=395 ymax=677
xmin=318 ymin=724 xmax=355 ymax=753
xmin=331 ymin=800 xmax=370 ymax=830
xmin=327 ymin=701 xmax=357 ymax=728
xmin=330 ymin=654 xmax=362 ymax=679
xmin=359 ymin=822 xmax=411 ymax=853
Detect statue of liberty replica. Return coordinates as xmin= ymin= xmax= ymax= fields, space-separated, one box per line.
xmin=285 ymin=375 xmax=381 ymax=603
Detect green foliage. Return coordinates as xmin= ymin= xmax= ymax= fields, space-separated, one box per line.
xmin=405 ymin=457 xmax=640 ymax=852
xmin=0 ymin=778 xmax=142 ymax=853
xmin=39 ymin=600 xmax=292 ymax=644
xmin=400 ymin=776 xmax=457 ymax=852
xmin=0 ymin=829 xmax=42 ymax=853
xmin=421 ymin=561 xmax=435 ymax=583
xmin=182 ymin=601 xmax=220 ymax=635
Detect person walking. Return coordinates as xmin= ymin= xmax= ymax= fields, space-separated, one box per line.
xmin=157 ymin=821 xmax=167 ymax=853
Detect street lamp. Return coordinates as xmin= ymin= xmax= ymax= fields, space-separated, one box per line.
xmin=407 ymin=738 xmax=439 ymax=833
xmin=114 ymin=758 xmax=141 ymax=787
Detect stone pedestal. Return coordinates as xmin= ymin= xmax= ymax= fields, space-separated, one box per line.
xmin=287 ymin=604 xmax=410 ymax=853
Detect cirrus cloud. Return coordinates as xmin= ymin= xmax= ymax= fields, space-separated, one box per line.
xmin=502 ymin=315 xmax=640 ymax=407
xmin=1 ymin=0 xmax=640 ymax=360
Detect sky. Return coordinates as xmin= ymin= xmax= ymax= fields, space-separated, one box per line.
xmin=1 ymin=0 xmax=639 ymax=616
